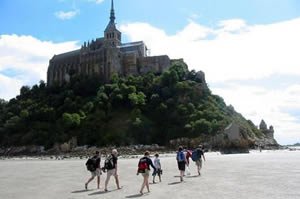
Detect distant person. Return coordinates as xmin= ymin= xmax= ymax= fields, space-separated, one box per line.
xmin=104 ymin=149 xmax=121 ymax=192
xmin=152 ymin=153 xmax=162 ymax=183
xmin=137 ymin=151 xmax=156 ymax=195
xmin=176 ymin=146 xmax=186 ymax=182
xmin=183 ymin=146 xmax=192 ymax=166
xmin=192 ymin=145 xmax=206 ymax=176
xmin=183 ymin=146 xmax=192 ymax=176
xmin=85 ymin=151 xmax=101 ymax=190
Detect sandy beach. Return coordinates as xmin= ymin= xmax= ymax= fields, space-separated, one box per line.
xmin=0 ymin=150 xmax=299 ymax=199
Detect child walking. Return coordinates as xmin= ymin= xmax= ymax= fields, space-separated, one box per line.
xmin=152 ymin=153 xmax=162 ymax=183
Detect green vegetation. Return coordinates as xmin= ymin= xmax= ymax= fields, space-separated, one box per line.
xmin=0 ymin=62 xmax=262 ymax=149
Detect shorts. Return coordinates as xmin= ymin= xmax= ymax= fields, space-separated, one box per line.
xmin=195 ymin=159 xmax=202 ymax=168
xmin=91 ymin=168 xmax=101 ymax=177
xmin=177 ymin=161 xmax=186 ymax=171
xmin=152 ymin=168 xmax=162 ymax=176
xmin=140 ymin=169 xmax=150 ymax=176
xmin=107 ymin=169 xmax=117 ymax=177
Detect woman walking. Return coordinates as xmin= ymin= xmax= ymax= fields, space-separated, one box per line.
xmin=136 ymin=151 xmax=156 ymax=195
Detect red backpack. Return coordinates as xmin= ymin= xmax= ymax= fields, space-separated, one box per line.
xmin=138 ymin=158 xmax=149 ymax=173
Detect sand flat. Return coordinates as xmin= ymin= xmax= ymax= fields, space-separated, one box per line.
xmin=0 ymin=150 xmax=299 ymax=199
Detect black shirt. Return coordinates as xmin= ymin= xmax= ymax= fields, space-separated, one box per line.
xmin=93 ymin=155 xmax=101 ymax=168
xmin=197 ymin=149 xmax=204 ymax=159
xmin=111 ymin=154 xmax=118 ymax=169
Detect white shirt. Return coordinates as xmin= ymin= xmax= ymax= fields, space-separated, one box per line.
xmin=153 ymin=157 xmax=161 ymax=169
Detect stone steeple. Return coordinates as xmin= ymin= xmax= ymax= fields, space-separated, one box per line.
xmin=110 ymin=0 xmax=115 ymax=22
xmin=104 ymin=0 xmax=121 ymax=46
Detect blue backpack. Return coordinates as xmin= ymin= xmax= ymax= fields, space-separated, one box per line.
xmin=177 ymin=151 xmax=185 ymax=162
xmin=191 ymin=150 xmax=200 ymax=161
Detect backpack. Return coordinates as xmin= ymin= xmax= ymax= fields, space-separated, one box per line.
xmin=86 ymin=157 xmax=97 ymax=172
xmin=104 ymin=155 xmax=114 ymax=170
xmin=138 ymin=158 xmax=149 ymax=173
xmin=177 ymin=151 xmax=185 ymax=162
xmin=191 ymin=150 xmax=200 ymax=161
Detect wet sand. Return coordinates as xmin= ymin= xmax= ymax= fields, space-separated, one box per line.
xmin=0 ymin=150 xmax=299 ymax=199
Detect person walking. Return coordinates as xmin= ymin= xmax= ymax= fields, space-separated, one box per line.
xmin=183 ymin=146 xmax=192 ymax=176
xmin=137 ymin=151 xmax=156 ymax=195
xmin=85 ymin=151 xmax=101 ymax=190
xmin=176 ymin=146 xmax=186 ymax=182
xmin=195 ymin=145 xmax=206 ymax=176
xmin=152 ymin=153 xmax=162 ymax=183
xmin=183 ymin=146 xmax=192 ymax=166
xmin=104 ymin=149 xmax=121 ymax=192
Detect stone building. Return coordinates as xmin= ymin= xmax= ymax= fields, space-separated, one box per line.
xmin=47 ymin=0 xmax=180 ymax=86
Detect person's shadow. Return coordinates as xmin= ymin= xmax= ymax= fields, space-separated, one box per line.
xmin=168 ymin=181 xmax=182 ymax=185
xmin=71 ymin=189 xmax=90 ymax=193
xmin=126 ymin=193 xmax=148 ymax=198
xmin=88 ymin=190 xmax=109 ymax=195
xmin=186 ymin=175 xmax=199 ymax=178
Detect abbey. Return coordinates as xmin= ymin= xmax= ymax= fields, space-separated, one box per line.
xmin=47 ymin=0 xmax=181 ymax=86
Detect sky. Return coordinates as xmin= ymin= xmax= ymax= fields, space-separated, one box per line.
xmin=0 ymin=0 xmax=300 ymax=145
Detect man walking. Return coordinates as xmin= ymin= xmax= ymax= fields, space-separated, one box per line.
xmin=195 ymin=145 xmax=206 ymax=175
xmin=104 ymin=149 xmax=121 ymax=192
xmin=85 ymin=151 xmax=101 ymax=190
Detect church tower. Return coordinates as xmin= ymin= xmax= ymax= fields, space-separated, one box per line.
xmin=104 ymin=0 xmax=121 ymax=46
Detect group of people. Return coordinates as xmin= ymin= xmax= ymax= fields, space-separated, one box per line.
xmin=84 ymin=145 xmax=205 ymax=195
xmin=85 ymin=149 xmax=121 ymax=192
xmin=176 ymin=145 xmax=206 ymax=182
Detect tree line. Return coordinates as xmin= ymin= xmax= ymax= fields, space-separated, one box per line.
xmin=0 ymin=61 xmax=262 ymax=149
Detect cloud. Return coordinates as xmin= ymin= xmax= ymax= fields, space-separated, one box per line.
xmin=87 ymin=0 xmax=104 ymax=4
xmin=121 ymin=18 xmax=300 ymax=144
xmin=0 ymin=74 xmax=23 ymax=101
xmin=55 ymin=10 xmax=80 ymax=20
xmin=0 ymin=34 xmax=79 ymax=100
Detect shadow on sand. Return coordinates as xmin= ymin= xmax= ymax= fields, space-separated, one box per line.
xmin=88 ymin=190 xmax=109 ymax=196
xmin=126 ymin=193 xmax=149 ymax=198
xmin=88 ymin=188 xmax=121 ymax=196
xmin=71 ymin=189 xmax=91 ymax=193
xmin=168 ymin=181 xmax=183 ymax=185
xmin=186 ymin=175 xmax=200 ymax=178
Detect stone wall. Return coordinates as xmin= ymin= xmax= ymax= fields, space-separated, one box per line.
xmin=139 ymin=55 xmax=170 ymax=74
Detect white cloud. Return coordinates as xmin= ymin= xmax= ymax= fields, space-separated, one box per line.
xmin=213 ymin=84 xmax=300 ymax=145
xmin=0 ymin=34 xmax=79 ymax=100
xmin=121 ymin=18 xmax=300 ymax=145
xmin=55 ymin=10 xmax=80 ymax=20
xmin=0 ymin=74 xmax=23 ymax=100
xmin=218 ymin=19 xmax=247 ymax=32
xmin=87 ymin=0 xmax=104 ymax=4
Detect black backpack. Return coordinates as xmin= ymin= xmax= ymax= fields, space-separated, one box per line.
xmin=104 ymin=155 xmax=114 ymax=170
xmin=86 ymin=157 xmax=97 ymax=172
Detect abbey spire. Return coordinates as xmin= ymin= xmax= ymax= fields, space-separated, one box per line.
xmin=104 ymin=0 xmax=121 ymax=46
xmin=110 ymin=0 xmax=115 ymax=22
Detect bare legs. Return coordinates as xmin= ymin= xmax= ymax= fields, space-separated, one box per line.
xmin=197 ymin=160 xmax=202 ymax=175
xmin=85 ymin=176 xmax=100 ymax=190
xmin=104 ymin=174 xmax=111 ymax=191
xmin=180 ymin=170 xmax=184 ymax=182
xmin=105 ymin=173 xmax=121 ymax=191
xmin=140 ymin=174 xmax=150 ymax=194
xmin=152 ymin=173 xmax=161 ymax=183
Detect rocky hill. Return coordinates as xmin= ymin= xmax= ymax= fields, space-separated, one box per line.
xmin=0 ymin=61 xmax=279 ymax=155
